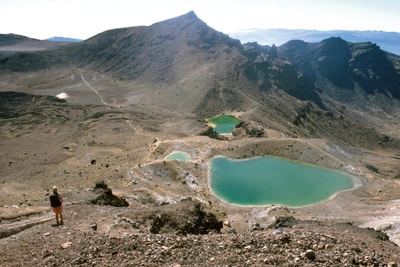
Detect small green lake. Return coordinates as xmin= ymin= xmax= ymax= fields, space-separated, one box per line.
xmin=165 ymin=151 xmax=191 ymax=161
xmin=209 ymin=156 xmax=357 ymax=207
xmin=206 ymin=115 xmax=240 ymax=134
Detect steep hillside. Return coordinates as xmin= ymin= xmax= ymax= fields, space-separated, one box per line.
xmin=0 ymin=33 xmax=70 ymax=51
xmin=63 ymin=12 xmax=254 ymax=115
xmin=68 ymin=11 xmax=242 ymax=82
xmin=276 ymin=37 xmax=400 ymax=100
xmin=0 ymin=34 xmax=32 ymax=47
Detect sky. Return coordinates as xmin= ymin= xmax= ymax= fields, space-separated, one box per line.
xmin=0 ymin=0 xmax=399 ymax=40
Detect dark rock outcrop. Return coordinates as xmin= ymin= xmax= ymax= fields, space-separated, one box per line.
xmin=121 ymin=199 xmax=223 ymax=235
xmin=90 ymin=181 xmax=129 ymax=207
xmin=176 ymin=202 xmax=223 ymax=235
xmin=274 ymin=216 xmax=297 ymax=228
xmin=314 ymin=37 xmax=354 ymax=90
xmin=199 ymin=126 xmax=224 ymax=140
xmin=349 ymin=42 xmax=400 ymax=99
xmin=277 ymin=37 xmax=400 ymax=101
xmin=233 ymin=121 xmax=265 ymax=138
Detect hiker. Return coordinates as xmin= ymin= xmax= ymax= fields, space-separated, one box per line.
xmin=49 ymin=186 xmax=64 ymax=225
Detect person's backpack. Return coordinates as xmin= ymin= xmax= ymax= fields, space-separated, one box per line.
xmin=50 ymin=193 xmax=62 ymax=207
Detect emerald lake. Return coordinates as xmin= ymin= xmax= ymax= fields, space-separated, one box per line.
xmin=165 ymin=151 xmax=191 ymax=161
xmin=206 ymin=115 xmax=240 ymax=134
xmin=209 ymin=156 xmax=356 ymax=207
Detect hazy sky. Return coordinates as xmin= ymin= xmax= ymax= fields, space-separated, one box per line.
xmin=0 ymin=0 xmax=399 ymax=40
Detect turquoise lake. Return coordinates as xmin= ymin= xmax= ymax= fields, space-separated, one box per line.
xmin=207 ymin=115 xmax=240 ymax=134
xmin=209 ymin=156 xmax=356 ymax=207
xmin=165 ymin=151 xmax=191 ymax=161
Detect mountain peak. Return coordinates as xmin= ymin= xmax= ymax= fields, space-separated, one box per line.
xmin=176 ymin=10 xmax=198 ymax=20
xmin=151 ymin=11 xmax=200 ymax=27
xmin=185 ymin=10 xmax=197 ymax=18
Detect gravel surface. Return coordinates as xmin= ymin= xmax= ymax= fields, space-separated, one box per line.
xmin=1 ymin=204 xmax=399 ymax=267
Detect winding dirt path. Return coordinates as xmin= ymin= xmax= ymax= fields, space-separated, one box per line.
xmin=79 ymin=74 xmax=109 ymax=106
xmin=0 ymin=213 xmax=53 ymax=239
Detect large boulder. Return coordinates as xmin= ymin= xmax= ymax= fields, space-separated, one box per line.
xmin=90 ymin=181 xmax=129 ymax=207
xmin=120 ymin=198 xmax=223 ymax=235
xmin=199 ymin=126 xmax=225 ymax=140
xmin=233 ymin=121 xmax=266 ymax=139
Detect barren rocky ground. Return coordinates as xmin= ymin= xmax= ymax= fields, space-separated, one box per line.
xmin=1 ymin=86 xmax=400 ymax=266
xmin=1 ymin=206 xmax=400 ymax=267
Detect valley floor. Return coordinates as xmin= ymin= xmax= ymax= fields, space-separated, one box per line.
xmin=1 ymin=73 xmax=400 ymax=265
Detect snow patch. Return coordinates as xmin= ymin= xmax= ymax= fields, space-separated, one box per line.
xmin=56 ymin=92 xmax=69 ymax=99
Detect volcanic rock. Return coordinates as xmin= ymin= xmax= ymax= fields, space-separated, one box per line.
xmin=91 ymin=181 xmax=129 ymax=207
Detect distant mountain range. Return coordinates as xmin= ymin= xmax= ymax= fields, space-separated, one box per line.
xmin=45 ymin=37 xmax=82 ymax=42
xmin=228 ymin=29 xmax=400 ymax=56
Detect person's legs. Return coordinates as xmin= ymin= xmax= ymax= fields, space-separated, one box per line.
xmin=53 ymin=206 xmax=63 ymax=225
xmin=55 ymin=212 xmax=59 ymax=224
